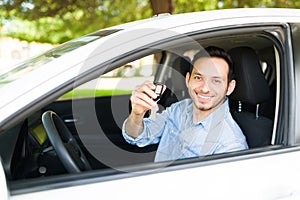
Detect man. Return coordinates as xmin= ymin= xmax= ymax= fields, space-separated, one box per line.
xmin=122 ymin=46 xmax=248 ymax=162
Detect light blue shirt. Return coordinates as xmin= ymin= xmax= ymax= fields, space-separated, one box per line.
xmin=122 ymin=98 xmax=248 ymax=162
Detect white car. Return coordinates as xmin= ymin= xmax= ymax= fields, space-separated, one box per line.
xmin=1 ymin=8 xmax=300 ymax=200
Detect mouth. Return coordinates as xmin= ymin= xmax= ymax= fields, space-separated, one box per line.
xmin=197 ymin=93 xmax=212 ymax=102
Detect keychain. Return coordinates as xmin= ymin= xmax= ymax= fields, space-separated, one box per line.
xmin=149 ymin=83 xmax=164 ymax=120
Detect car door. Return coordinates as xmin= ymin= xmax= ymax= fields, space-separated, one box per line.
xmin=8 ymin=150 xmax=300 ymax=200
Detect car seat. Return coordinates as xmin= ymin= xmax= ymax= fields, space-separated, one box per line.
xmin=228 ymin=46 xmax=273 ymax=148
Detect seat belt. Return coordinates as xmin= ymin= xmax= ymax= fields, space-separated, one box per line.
xmin=200 ymin=102 xmax=226 ymax=155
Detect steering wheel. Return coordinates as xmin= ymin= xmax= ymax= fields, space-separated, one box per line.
xmin=42 ymin=111 xmax=91 ymax=173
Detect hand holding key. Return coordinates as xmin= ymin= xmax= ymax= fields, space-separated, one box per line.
xmin=130 ymin=81 xmax=166 ymax=116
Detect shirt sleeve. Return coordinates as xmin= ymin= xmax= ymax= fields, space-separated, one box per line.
xmin=122 ymin=109 xmax=169 ymax=147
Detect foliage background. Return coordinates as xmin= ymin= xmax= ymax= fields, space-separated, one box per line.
xmin=1 ymin=0 xmax=300 ymax=44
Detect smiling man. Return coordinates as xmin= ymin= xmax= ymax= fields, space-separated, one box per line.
xmin=122 ymin=46 xmax=248 ymax=162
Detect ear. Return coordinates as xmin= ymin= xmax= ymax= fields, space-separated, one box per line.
xmin=185 ymin=72 xmax=190 ymax=87
xmin=226 ymin=80 xmax=236 ymax=96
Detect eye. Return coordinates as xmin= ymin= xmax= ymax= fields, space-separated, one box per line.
xmin=212 ymin=79 xmax=222 ymax=84
xmin=194 ymin=75 xmax=202 ymax=80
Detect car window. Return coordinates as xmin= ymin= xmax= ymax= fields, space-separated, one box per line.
xmin=58 ymin=54 xmax=158 ymax=100
xmin=53 ymin=30 xmax=281 ymax=169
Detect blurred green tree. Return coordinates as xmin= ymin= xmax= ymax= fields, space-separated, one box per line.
xmin=1 ymin=0 xmax=299 ymax=44
xmin=0 ymin=0 xmax=152 ymax=43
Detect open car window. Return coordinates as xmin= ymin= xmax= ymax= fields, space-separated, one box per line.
xmin=27 ymin=27 xmax=280 ymax=171
xmin=59 ymin=54 xmax=158 ymax=100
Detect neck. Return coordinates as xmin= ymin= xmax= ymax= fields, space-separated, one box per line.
xmin=192 ymin=108 xmax=211 ymax=123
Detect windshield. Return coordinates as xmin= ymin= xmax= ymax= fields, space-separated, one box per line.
xmin=0 ymin=29 xmax=120 ymax=87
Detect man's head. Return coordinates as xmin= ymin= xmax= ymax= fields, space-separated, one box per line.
xmin=190 ymin=46 xmax=234 ymax=82
xmin=186 ymin=46 xmax=236 ymax=115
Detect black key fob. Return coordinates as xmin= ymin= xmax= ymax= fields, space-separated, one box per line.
xmin=152 ymin=83 xmax=164 ymax=101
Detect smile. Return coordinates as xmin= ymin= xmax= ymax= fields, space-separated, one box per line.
xmin=197 ymin=94 xmax=211 ymax=100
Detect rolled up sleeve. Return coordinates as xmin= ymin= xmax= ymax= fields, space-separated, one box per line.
xmin=122 ymin=106 xmax=171 ymax=147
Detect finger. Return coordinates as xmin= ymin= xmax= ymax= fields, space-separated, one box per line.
xmin=162 ymin=84 xmax=167 ymax=94
xmin=136 ymin=82 xmax=157 ymax=99
xmin=131 ymin=90 xmax=156 ymax=108
xmin=130 ymin=98 xmax=153 ymax=116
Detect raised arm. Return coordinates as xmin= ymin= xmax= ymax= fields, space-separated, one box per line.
xmin=125 ymin=81 xmax=163 ymax=138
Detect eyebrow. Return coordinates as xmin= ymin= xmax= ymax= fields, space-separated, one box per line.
xmin=193 ymin=71 xmax=223 ymax=79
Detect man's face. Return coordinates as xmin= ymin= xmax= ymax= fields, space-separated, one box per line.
xmin=186 ymin=56 xmax=235 ymax=113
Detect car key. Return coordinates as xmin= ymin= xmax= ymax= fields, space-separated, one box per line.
xmin=150 ymin=83 xmax=164 ymax=120
xmin=152 ymin=83 xmax=164 ymax=102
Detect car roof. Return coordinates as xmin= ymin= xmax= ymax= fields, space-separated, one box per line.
xmin=104 ymin=8 xmax=300 ymax=31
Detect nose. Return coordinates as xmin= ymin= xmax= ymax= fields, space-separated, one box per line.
xmin=200 ymin=79 xmax=210 ymax=93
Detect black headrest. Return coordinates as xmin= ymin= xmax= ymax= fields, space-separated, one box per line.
xmin=228 ymin=47 xmax=270 ymax=105
xmin=179 ymin=56 xmax=191 ymax=77
xmin=172 ymin=56 xmax=191 ymax=77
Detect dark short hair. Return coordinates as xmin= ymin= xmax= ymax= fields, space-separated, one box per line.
xmin=190 ymin=46 xmax=234 ymax=82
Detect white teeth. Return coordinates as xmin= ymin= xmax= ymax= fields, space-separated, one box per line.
xmin=198 ymin=94 xmax=210 ymax=99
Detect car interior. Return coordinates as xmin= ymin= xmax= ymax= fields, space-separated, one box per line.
xmin=0 ymin=26 xmax=284 ymax=191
